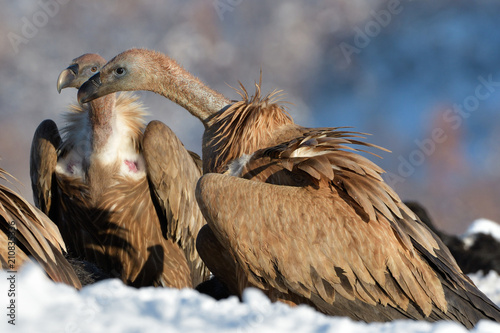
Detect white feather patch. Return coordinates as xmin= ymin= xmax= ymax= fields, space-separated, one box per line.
xmin=56 ymin=151 xmax=86 ymax=178
xmin=56 ymin=92 xmax=148 ymax=180
xmin=227 ymin=154 xmax=254 ymax=177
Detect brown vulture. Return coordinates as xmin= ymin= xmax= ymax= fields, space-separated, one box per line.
xmin=31 ymin=53 xmax=209 ymax=288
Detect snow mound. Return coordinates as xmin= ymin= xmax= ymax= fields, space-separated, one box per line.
xmin=461 ymin=219 xmax=500 ymax=246
xmin=1 ymin=263 xmax=499 ymax=333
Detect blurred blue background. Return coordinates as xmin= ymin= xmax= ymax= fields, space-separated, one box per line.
xmin=1 ymin=0 xmax=499 ymax=234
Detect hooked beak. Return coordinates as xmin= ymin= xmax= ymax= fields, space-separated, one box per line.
xmin=77 ymin=72 xmax=102 ymax=105
xmin=56 ymin=64 xmax=79 ymax=93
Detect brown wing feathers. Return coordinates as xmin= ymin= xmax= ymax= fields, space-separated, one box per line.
xmin=30 ymin=119 xmax=61 ymax=215
xmin=0 ymin=168 xmax=81 ymax=288
xmin=143 ymin=120 xmax=210 ymax=286
xmin=242 ymin=130 xmax=415 ymax=224
xmin=197 ymin=171 xmax=496 ymax=324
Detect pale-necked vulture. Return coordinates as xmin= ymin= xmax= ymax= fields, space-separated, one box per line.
xmin=31 ymin=53 xmax=208 ymax=288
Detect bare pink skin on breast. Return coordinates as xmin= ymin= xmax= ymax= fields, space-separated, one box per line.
xmin=67 ymin=161 xmax=76 ymax=174
xmin=125 ymin=160 xmax=139 ymax=173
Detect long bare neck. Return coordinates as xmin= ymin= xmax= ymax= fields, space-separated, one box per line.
xmin=143 ymin=52 xmax=231 ymax=128
xmin=88 ymin=94 xmax=116 ymax=152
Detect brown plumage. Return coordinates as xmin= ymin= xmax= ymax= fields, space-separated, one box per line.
xmin=31 ymin=53 xmax=209 ymax=288
xmin=0 ymin=167 xmax=81 ymax=289
xmin=77 ymin=48 xmax=500 ymax=327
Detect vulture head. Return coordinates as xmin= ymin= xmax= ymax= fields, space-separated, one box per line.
xmin=57 ymin=53 xmax=106 ymax=93
xmin=77 ymin=48 xmax=183 ymax=105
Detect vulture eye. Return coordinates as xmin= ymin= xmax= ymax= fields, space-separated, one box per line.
xmin=115 ymin=67 xmax=126 ymax=76
xmin=90 ymin=66 xmax=98 ymax=72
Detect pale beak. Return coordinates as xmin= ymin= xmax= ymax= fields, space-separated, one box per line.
xmin=57 ymin=64 xmax=79 ymax=93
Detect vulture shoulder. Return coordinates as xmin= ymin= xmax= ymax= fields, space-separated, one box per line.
xmin=30 ymin=119 xmax=61 ymax=218
xmin=143 ymin=120 xmax=210 ymax=286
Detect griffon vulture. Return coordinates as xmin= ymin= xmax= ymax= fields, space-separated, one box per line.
xmin=31 ymin=53 xmax=208 ymax=288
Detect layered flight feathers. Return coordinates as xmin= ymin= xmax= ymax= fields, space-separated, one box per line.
xmin=197 ymin=171 xmax=500 ymax=326
xmin=0 ymin=168 xmax=81 ymax=288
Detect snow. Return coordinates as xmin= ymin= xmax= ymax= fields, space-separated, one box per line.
xmin=461 ymin=219 xmax=500 ymax=243
xmin=1 ymin=264 xmax=499 ymax=333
